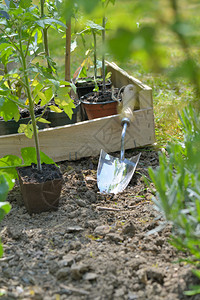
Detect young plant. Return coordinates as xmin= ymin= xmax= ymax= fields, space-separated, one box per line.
xmin=0 ymin=171 xmax=12 ymax=257
xmin=73 ymin=20 xmax=104 ymax=83
xmin=101 ymin=0 xmax=115 ymax=90
xmin=148 ymin=104 xmax=200 ymax=295
xmin=0 ymin=0 xmax=75 ymax=171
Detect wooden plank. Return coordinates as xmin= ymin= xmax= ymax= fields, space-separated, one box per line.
xmin=106 ymin=61 xmax=153 ymax=108
xmin=0 ymin=108 xmax=155 ymax=162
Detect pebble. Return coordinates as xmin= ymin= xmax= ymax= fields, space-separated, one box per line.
xmin=75 ymin=199 xmax=87 ymax=207
xmin=83 ymin=272 xmax=98 ymax=281
xmin=56 ymin=267 xmax=70 ymax=280
xmin=65 ymin=226 xmax=84 ymax=233
xmin=106 ymin=233 xmax=124 ymax=243
xmin=70 ymin=263 xmax=90 ymax=280
xmin=85 ymin=190 xmax=96 ymax=203
xmin=58 ymin=254 xmax=75 ymax=267
xmin=94 ymin=225 xmax=111 ymax=236
xmin=122 ymin=221 xmax=136 ymax=237
xmin=146 ymin=267 xmax=165 ymax=284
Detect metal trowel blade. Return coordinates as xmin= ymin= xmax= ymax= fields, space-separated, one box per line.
xmin=97 ymin=149 xmax=141 ymax=194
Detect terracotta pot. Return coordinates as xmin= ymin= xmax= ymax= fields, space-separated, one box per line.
xmin=81 ymin=100 xmax=118 ymax=120
xmin=80 ymin=89 xmax=120 ymax=120
xmin=17 ymin=164 xmax=63 ymax=214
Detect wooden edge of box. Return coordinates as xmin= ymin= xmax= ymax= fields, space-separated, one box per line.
xmin=0 ymin=108 xmax=155 ymax=162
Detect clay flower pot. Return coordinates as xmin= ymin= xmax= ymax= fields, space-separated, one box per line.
xmin=80 ymin=88 xmax=120 ymax=120
xmin=17 ymin=164 xmax=63 ymax=214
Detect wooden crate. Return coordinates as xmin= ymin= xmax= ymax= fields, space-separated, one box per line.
xmin=0 ymin=62 xmax=155 ymax=162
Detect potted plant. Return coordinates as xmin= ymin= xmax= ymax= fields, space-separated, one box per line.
xmin=78 ymin=0 xmax=119 ymax=119
xmin=0 ymin=0 xmax=75 ymax=213
xmin=73 ymin=20 xmax=112 ymax=99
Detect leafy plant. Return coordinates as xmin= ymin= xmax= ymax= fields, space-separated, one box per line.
xmin=72 ymin=0 xmax=115 ymax=88
xmin=0 ymin=172 xmax=12 ymax=257
xmin=73 ymin=20 xmax=104 ymax=83
xmin=148 ymin=104 xmax=200 ymax=295
xmin=0 ymin=0 xmax=75 ymax=171
xmin=101 ymin=0 xmax=115 ymax=90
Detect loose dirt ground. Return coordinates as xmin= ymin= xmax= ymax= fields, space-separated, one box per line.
xmin=0 ymin=147 xmax=199 ymax=300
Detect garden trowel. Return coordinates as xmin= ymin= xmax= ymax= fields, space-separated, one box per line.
xmin=97 ymin=84 xmax=141 ymax=194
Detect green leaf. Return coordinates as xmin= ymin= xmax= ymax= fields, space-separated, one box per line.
xmin=36 ymin=18 xmax=66 ymax=29
xmin=0 ymin=155 xmax=22 ymax=183
xmin=0 ymin=241 xmax=3 ymax=258
xmin=0 ymin=202 xmax=11 ymax=215
xmin=36 ymin=117 xmax=50 ymax=124
xmin=56 ymin=86 xmax=71 ymax=98
xmin=0 ymin=174 xmax=9 ymax=202
xmin=19 ymin=0 xmax=32 ymax=9
xmin=42 ymin=87 xmax=53 ymax=106
xmin=21 ymin=147 xmax=55 ymax=165
xmin=49 ymin=105 xmax=62 ymax=113
xmin=9 ymin=0 xmax=16 ymax=8
xmin=0 ymin=97 xmax=20 ymax=122
xmin=18 ymin=123 xmax=34 ymax=139
xmin=0 ymin=202 xmax=11 ymax=225
xmin=37 ymin=91 xmax=46 ymax=103
xmin=86 ymin=21 xmax=104 ymax=32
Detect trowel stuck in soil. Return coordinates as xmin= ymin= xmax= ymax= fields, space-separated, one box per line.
xmin=97 ymin=84 xmax=141 ymax=194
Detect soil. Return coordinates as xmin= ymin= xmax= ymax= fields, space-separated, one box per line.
xmin=80 ymin=89 xmax=121 ymax=104
xmin=76 ymin=77 xmax=112 ymax=99
xmin=0 ymin=106 xmax=45 ymax=121
xmin=0 ymin=147 xmax=200 ymax=300
xmin=17 ymin=164 xmax=63 ymax=184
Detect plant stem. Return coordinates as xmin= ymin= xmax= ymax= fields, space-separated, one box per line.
xmin=102 ymin=15 xmax=106 ymax=91
xmin=19 ymin=29 xmax=42 ymax=171
xmin=65 ymin=18 xmax=71 ymax=82
xmin=92 ymin=31 xmax=97 ymax=79
xmin=40 ymin=0 xmax=51 ymax=70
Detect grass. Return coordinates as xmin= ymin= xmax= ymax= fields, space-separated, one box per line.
xmin=46 ymin=0 xmax=200 ymax=147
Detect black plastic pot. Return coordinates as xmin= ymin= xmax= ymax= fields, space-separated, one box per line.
xmin=0 ymin=116 xmax=48 ymax=136
xmin=17 ymin=164 xmax=63 ymax=214
xmin=47 ymin=103 xmax=80 ymax=127
xmin=76 ymin=77 xmax=112 ymax=98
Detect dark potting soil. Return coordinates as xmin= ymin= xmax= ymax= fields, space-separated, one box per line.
xmin=0 ymin=105 xmax=46 ymax=121
xmin=76 ymin=77 xmax=111 ymax=87
xmin=81 ymin=88 xmax=121 ymax=104
xmin=17 ymin=164 xmax=62 ymax=184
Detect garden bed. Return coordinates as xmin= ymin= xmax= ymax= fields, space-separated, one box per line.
xmin=0 ymin=147 xmax=199 ymax=300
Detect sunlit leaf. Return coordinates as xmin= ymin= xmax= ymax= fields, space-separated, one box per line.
xmin=36 ymin=117 xmax=50 ymax=124
xmin=19 ymin=0 xmax=32 ymax=9
xmin=49 ymin=105 xmax=62 ymax=113
xmin=21 ymin=147 xmax=55 ymax=165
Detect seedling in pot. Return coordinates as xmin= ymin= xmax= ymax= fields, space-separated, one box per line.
xmin=0 ymin=0 xmax=75 ymax=213
xmin=73 ymin=21 xmax=104 ymax=84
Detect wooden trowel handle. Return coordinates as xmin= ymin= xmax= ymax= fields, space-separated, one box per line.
xmin=119 ymin=84 xmax=138 ymax=123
